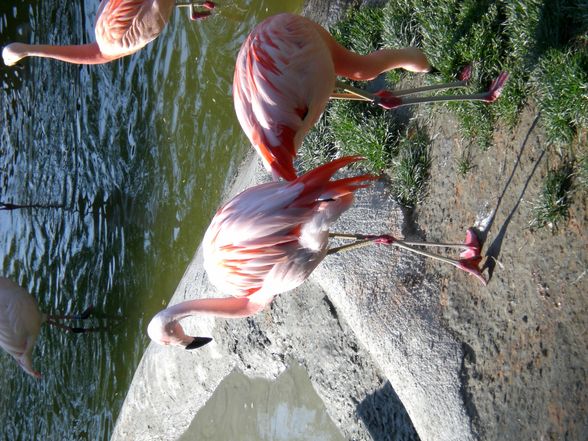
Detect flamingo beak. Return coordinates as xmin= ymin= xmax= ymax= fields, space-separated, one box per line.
xmin=185 ymin=336 xmax=213 ymax=350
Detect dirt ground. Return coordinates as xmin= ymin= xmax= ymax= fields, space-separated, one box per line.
xmin=412 ymin=104 xmax=587 ymax=440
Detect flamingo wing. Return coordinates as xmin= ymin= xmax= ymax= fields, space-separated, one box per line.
xmin=94 ymin=0 xmax=173 ymax=57
xmin=203 ymin=157 xmax=375 ymax=297
xmin=203 ymin=181 xmax=314 ymax=296
xmin=233 ymin=14 xmax=335 ymax=181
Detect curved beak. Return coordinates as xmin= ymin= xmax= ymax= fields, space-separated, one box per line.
xmin=185 ymin=336 xmax=213 ymax=350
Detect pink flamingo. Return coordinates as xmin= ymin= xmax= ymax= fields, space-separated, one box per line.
xmin=148 ymin=156 xmax=486 ymax=350
xmin=0 ymin=277 xmax=98 ymax=378
xmin=2 ymin=0 xmax=216 ymax=66
xmin=233 ymin=13 xmax=508 ymax=181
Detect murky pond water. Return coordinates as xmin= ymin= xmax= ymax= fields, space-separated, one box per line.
xmin=180 ymin=364 xmax=345 ymax=441
xmin=0 ymin=1 xmax=323 ymax=439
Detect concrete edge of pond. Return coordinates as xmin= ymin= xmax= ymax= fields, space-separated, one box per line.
xmin=111 ymin=151 xmax=477 ymax=441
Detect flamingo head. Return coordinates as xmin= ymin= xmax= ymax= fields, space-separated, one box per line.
xmin=2 ymin=43 xmax=28 ymax=66
xmin=147 ymin=313 xmax=212 ymax=350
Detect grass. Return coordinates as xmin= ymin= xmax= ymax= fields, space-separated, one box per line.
xmin=457 ymin=149 xmax=476 ymax=177
xmin=327 ymin=101 xmax=395 ymax=172
xmin=390 ymin=126 xmax=431 ymax=207
xmin=532 ymin=48 xmax=588 ymax=146
xmin=530 ymin=163 xmax=574 ymax=231
xmin=297 ymin=101 xmax=395 ymax=174
xmin=300 ymin=2 xmax=587 ymax=218
xmin=378 ymin=0 xmax=587 ymax=148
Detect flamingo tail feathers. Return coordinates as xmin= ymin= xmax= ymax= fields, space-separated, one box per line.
xmin=294 ymin=156 xmax=377 ymax=204
xmin=252 ymin=127 xmax=298 ymax=181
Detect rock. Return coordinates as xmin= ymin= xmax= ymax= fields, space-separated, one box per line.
xmin=112 ymin=151 xmax=479 ymax=441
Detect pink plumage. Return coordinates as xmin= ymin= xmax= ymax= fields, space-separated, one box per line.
xmin=147 ymin=156 xmax=375 ymax=349
xmin=233 ymin=13 xmax=335 ymax=181
xmin=233 ymin=14 xmax=509 ymax=181
xmin=148 ymin=154 xmax=488 ymax=350
xmin=202 ymin=156 xmax=375 ymax=299
xmin=2 ymin=1 xmax=216 ymax=65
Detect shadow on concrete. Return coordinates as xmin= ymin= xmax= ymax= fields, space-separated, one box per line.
xmin=356 ymin=381 xmax=421 ymax=441
xmin=479 ymin=114 xmax=544 ymax=279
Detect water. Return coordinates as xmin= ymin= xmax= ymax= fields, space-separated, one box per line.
xmin=0 ymin=1 xmax=306 ymax=439
xmin=180 ymin=364 xmax=345 ymax=441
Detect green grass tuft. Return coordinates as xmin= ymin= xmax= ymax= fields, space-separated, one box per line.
xmin=296 ymin=117 xmax=336 ymax=173
xmin=390 ymin=126 xmax=431 ymax=207
xmin=532 ymin=48 xmax=588 ymax=146
xmin=457 ymin=149 xmax=476 ymax=177
xmin=327 ymin=101 xmax=395 ymax=173
xmin=331 ymin=8 xmax=385 ymax=54
xmin=530 ymin=163 xmax=574 ymax=230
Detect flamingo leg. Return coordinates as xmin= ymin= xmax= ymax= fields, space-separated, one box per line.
xmin=332 ymin=81 xmax=374 ymax=102
xmin=46 ymin=305 xmax=115 ymax=332
xmin=48 ymin=306 xmax=94 ymax=321
xmin=391 ymin=91 xmax=493 ymax=106
xmin=330 ymin=92 xmax=372 ymax=101
xmin=329 ymin=233 xmax=471 ymax=255
xmin=329 ymin=232 xmax=470 ymax=250
xmin=327 ymin=235 xmax=463 ymax=265
xmin=46 ymin=319 xmax=106 ymax=333
xmin=327 ymin=232 xmax=487 ymax=284
xmin=386 ymin=80 xmax=469 ymax=97
xmin=333 ymin=79 xmax=469 ymax=101
xmin=333 ymin=71 xmax=508 ymax=109
xmin=327 ymin=239 xmax=373 ymax=255
xmin=176 ymin=1 xmax=215 ymax=20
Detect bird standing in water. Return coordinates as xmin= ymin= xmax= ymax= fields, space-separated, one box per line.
xmin=0 ymin=277 xmax=98 ymax=378
xmin=148 ymin=156 xmax=486 ymax=350
xmin=233 ymin=13 xmax=508 ymax=181
xmin=2 ymin=0 xmax=216 ymax=66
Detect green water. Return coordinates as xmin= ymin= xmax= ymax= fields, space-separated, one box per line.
xmin=0 ymin=1 xmax=303 ymax=439
xmin=180 ymin=364 xmax=345 ymax=441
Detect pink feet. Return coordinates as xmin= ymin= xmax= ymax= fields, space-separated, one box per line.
xmin=373 ymin=90 xmax=403 ymax=110
xmin=459 ymin=228 xmax=482 ymax=259
xmin=483 ymin=71 xmax=509 ymax=103
xmin=365 ymin=229 xmax=487 ymax=285
xmin=456 ymin=228 xmax=487 ymax=285
xmin=370 ymin=234 xmax=397 ymax=245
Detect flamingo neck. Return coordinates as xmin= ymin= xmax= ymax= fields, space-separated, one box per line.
xmin=163 ymin=296 xmax=265 ymax=321
xmin=18 ymin=42 xmax=115 ymax=65
xmin=148 ymin=295 xmax=268 ymax=347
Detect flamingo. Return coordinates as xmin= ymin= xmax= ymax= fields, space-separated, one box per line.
xmin=148 ymin=156 xmax=486 ymax=350
xmin=2 ymin=0 xmax=216 ymax=66
xmin=0 ymin=277 xmax=99 ymax=378
xmin=233 ymin=13 xmax=508 ymax=181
